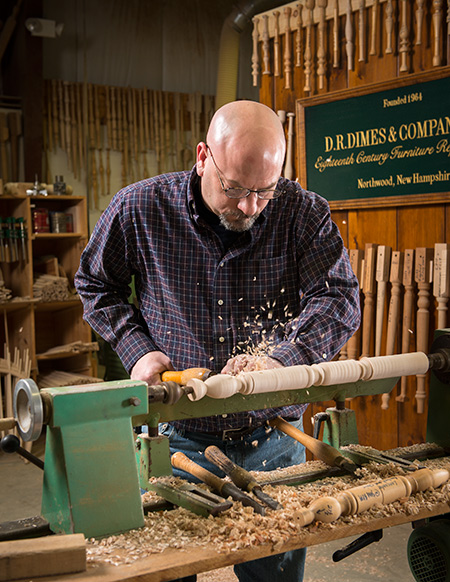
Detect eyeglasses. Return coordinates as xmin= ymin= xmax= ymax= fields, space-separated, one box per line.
xmin=206 ymin=145 xmax=284 ymax=200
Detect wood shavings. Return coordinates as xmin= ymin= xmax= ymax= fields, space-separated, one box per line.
xmin=86 ymin=449 xmax=450 ymax=568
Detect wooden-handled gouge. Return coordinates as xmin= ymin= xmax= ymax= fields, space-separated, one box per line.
xmin=205 ymin=445 xmax=282 ymax=510
xmin=171 ymin=452 xmax=266 ymax=515
xmin=161 ymin=368 xmax=213 ymax=384
xmin=269 ymin=417 xmax=359 ymax=477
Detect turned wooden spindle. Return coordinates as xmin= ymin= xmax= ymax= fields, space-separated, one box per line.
xmin=361 ymin=243 xmax=378 ymax=358
xmin=77 ymin=84 xmax=85 ymax=173
xmin=110 ymin=86 xmax=117 ymax=152
xmin=385 ymin=0 xmax=394 ymax=54
xmin=58 ymin=80 xmax=66 ymax=151
xmin=342 ymin=249 xmax=364 ymax=360
xmin=332 ymin=0 xmax=339 ymax=67
xmin=304 ymin=1 xmax=315 ymax=92
xmin=262 ymin=14 xmax=271 ymax=74
xmin=51 ymin=80 xmax=59 ymax=149
xmin=252 ymin=17 xmax=260 ymax=87
xmin=284 ymin=113 xmax=295 ymax=180
xmin=64 ymin=81 xmax=72 ymax=172
xmin=293 ymin=468 xmax=449 ymax=528
xmin=375 ymin=245 xmax=392 ymax=357
xmin=358 ymin=0 xmax=365 ymax=63
xmin=432 ymin=0 xmax=443 ymax=66
xmin=386 ymin=251 xmax=404 ymax=356
xmin=187 ymin=352 xmax=430 ymax=401
xmin=433 ymin=243 xmax=450 ymax=329
xmin=295 ymin=3 xmax=303 ymax=68
xmin=415 ymin=0 xmax=425 ymax=45
xmin=370 ymin=0 xmax=378 ymax=55
xmin=345 ymin=0 xmax=354 ymax=70
xmin=273 ymin=11 xmax=281 ymax=77
xmin=105 ymin=86 xmax=112 ymax=194
xmin=399 ymin=0 xmax=410 ymax=72
xmin=121 ymin=88 xmax=129 ymax=187
xmin=45 ymin=83 xmax=53 ymax=155
xmin=397 ymin=249 xmax=415 ymax=403
xmin=414 ymin=247 xmax=434 ymax=414
xmin=284 ymin=7 xmax=292 ymax=90
xmin=317 ymin=0 xmax=327 ymax=89
xmin=381 ymin=251 xmax=404 ymax=410
xmin=69 ymin=83 xmax=78 ymax=179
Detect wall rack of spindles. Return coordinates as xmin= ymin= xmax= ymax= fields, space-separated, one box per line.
xmin=252 ymin=0 xmax=449 ymax=93
xmin=43 ymin=81 xmax=215 ymax=209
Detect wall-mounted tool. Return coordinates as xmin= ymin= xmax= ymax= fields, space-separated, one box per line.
xmin=171 ymin=452 xmax=266 ymax=515
xmin=205 ymin=445 xmax=282 ymax=510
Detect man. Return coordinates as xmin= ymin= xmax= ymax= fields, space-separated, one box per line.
xmin=75 ymin=100 xmax=361 ymax=581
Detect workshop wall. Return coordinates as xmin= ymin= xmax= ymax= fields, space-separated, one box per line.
xmin=252 ymin=0 xmax=450 ymax=451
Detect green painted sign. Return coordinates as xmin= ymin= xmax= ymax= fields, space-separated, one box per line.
xmin=299 ymin=74 xmax=450 ymax=201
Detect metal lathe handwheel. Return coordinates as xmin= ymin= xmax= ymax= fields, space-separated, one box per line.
xmin=13 ymin=378 xmax=44 ymax=442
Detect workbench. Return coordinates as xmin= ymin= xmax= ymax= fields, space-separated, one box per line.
xmin=8 ymin=454 xmax=449 ymax=582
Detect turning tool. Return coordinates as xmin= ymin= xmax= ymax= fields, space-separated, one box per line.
xmin=171 ymin=452 xmax=266 ymax=515
xmin=147 ymin=482 xmax=232 ymax=518
xmin=204 ymin=446 xmax=282 ymax=510
xmin=269 ymin=417 xmax=359 ymax=476
xmin=342 ymin=447 xmax=426 ymax=471
xmin=161 ymin=368 xmax=212 ymax=384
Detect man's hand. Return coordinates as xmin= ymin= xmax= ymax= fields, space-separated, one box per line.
xmin=221 ymin=354 xmax=283 ymax=375
xmin=130 ymin=351 xmax=174 ymax=385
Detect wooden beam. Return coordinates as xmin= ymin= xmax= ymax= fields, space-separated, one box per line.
xmin=0 ymin=534 xmax=86 ymax=581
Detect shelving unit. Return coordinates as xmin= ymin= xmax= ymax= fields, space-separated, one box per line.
xmin=0 ymin=192 xmax=97 ymax=383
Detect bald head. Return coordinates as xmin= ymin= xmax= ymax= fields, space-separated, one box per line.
xmin=206 ymin=100 xmax=286 ymax=176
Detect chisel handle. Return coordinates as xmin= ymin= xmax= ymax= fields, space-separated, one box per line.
xmin=269 ymin=417 xmax=354 ymax=471
xmin=162 ymin=368 xmax=211 ymax=384
xmin=171 ymin=451 xmax=226 ymax=493
xmin=205 ymin=445 xmax=259 ymax=492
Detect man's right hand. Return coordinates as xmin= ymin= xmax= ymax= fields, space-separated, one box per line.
xmin=130 ymin=351 xmax=174 ymax=385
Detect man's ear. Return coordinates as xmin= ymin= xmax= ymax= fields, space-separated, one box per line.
xmin=196 ymin=142 xmax=207 ymax=176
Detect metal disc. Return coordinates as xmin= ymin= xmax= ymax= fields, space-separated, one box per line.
xmin=13 ymin=379 xmax=44 ymax=442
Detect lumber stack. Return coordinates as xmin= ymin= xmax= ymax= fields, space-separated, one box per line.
xmin=33 ymin=274 xmax=71 ymax=302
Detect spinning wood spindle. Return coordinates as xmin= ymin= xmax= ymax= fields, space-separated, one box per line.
xmin=187 ymin=352 xmax=430 ymax=401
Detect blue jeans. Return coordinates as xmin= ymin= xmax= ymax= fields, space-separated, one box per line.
xmin=160 ymin=418 xmax=307 ymax=582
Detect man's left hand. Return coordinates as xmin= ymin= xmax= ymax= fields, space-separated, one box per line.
xmin=221 ymin=354 xmax=283 ymax=375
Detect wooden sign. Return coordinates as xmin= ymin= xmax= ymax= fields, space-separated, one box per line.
xmin=297 ymin=69 xmax=450 ymax=207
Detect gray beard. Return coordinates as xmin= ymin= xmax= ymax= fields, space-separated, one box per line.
xmin=219 ymin=211 xmax=259 ymax=232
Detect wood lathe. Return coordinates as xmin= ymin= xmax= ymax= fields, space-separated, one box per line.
xmin=1 ymin=329 xmax=450 ymax=581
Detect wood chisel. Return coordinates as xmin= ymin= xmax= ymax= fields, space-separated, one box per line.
xmin=269 ymin=417 xmax=359 ymax=477
xmin=171 ymin=452 xmax=266 ymax=515
xmin=147 ymin=481 xmax=232 ymax=517
xmin=205 ymin=445 xmax=282 ymax=510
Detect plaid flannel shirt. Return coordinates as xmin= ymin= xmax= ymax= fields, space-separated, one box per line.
xmin=75 ymin=167 xmax=361 ymax=431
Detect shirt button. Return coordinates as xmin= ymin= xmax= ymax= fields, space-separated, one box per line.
xmin=218 ymin=299 xmax=224 ymax=305
xmin=220 ymin=262 xmax=225 ymax=267
xmin=218 ymin=336 xmax=225 ymax=343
